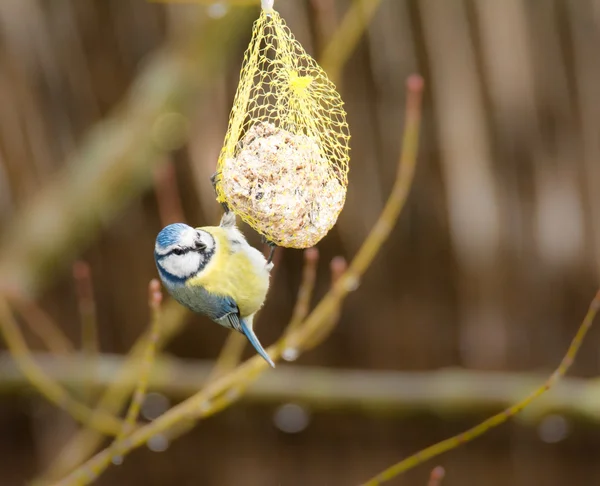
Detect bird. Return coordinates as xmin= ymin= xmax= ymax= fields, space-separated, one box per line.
xmin=154 ymin=211 xmax=275 ymax=367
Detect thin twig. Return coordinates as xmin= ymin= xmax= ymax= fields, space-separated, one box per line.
xmin=206 ymin=333 xmax=247 ymax=382
xmin=303 ymin=255 xmax=348 ymax=351
xmin=36 ymin=7 xmax=389 ymax=481
xmin=106 ymin=280 xmax=162 ymax=469
xmin=50 ymin=75 xmax=424 ymax=486
xmin=281 ymin=75 xmax=423 ymax=356
xmin=286 ymin=248 xmax=319 ymax=335
xmin=73 ymin=261 xmax=99 ymax=402
xmin=359 ymin=290 xmax=600 ymax=486
xmin=38 ymin=301 xmax=189 ymax=484
xmin=427 ymin=466 xmax=445 ymax=486
xmin=50 ymin=282 xmax=163 ymax=486
xmin=9 ymin=295 xmax=73 ymax=356
xmin=117 ymin=280 xmax=162 ymax=439
xmin=9 ymin=6 xmax=257 ymax=483
xmin=73 ymin=261 xmax=98 ymax=356
xmin=0 ymin=299 xmax=123 ymax=436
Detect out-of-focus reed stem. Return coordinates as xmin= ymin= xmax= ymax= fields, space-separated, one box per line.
xmin=360 ymin=289 xmax=600 ymax=486
xmin=4 ymin=353 xmax=600 ymax=420
xmin=302 ymin=255 xmax=347 ymax=351
xmin=206 ymin=332 xmax=247 ymax=383
xmin=427 ymin=467 xmax=446 ymax=486
xmin=153 ymin=159 xmax=185 ymax=226
xmin=49 ymin=74 xmax=424 ymax=486
xmin=31 ymin=8 xmax=256 ymax=481
xmin=0 ymin=7 xmax=254 ymax=298
xmin=10 ymin=296 xmax=73 ymax=356
xmin=320 ymin=0 xmax=383 ymax=83
xmin=25 ymin=3 xmax=384 ymax=482
xmin=117 ymin=281 xmax=162 ymax=439
xmin=105 ymin=280 xmax=163 ymax=471
xmin=281 ymin=75 xmax=423 ymax=355
xmin=0 ymin=299 xmax=122 ymax=436
xmin=286 ymin=248 xmax=319 ymax=334
xmin=49 ymin=281 xmax=163 ymax=486
xmin=73 ymin=262 xmax=98 ymax=357
xmin=73 ymin=261 xmax=99 ymax=402
xmin=38 ymin=300 xmax=188 ymax=484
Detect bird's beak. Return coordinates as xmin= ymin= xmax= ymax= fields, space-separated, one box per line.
xmin=240 ymin=320 xmax=275 ymax=368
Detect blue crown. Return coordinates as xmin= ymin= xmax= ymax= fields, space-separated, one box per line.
xmin=156 ymin=223 xmax=191 ymax=249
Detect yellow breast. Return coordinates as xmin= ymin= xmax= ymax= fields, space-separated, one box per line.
xmin=186 ymin=227 xmax=270 ymax=317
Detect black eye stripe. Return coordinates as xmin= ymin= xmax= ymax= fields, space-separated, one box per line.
xmin=168 ymin=243 xmax=207 ymax=256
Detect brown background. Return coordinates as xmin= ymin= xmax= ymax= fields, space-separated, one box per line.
xmin=1 ymin=1 xmax=599 ymax=485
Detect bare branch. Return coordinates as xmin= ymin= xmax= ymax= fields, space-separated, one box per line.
xmin=73 ymin=261 xmax=99 ymax=402
xmin=2 ymin=353 xmax=600 ymax=421
xmin=9 ymin=295 xmax=73 ymax=356
xmin=49 ymin=74 xmax=424 ymax=486
xmin=0 ymin=299 xmax=122 ymax=436
xmin=286 ymin=248 xmax=320 ymax=335
xmin=359 ymin=290 xmax=600 ymax=485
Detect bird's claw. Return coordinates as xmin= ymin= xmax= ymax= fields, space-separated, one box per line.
xmin=210 ymin=171 xmax=230 ymax=213
xmin=265 ymin=239 xmax=277 ymax=266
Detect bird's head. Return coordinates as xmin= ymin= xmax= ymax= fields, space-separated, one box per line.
xmin=154 ymin=223 xmax=216 ymax=286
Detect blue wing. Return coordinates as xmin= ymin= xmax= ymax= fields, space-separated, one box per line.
xmin=209 ymin=294 xmax=242 ymax=331
xmin=179 ymin=289 xmax=274 ymax=368
xmin=211 ymin=295 xmax=275 ymax=368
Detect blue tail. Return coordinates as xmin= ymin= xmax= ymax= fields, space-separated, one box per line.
xmin=240 ymin=319 xmax=275 ymax=368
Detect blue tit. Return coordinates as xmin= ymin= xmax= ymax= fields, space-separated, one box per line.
xmin=154 ymin=212 xmax=275 ymax=367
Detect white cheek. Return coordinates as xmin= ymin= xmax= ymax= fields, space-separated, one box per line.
xmin=161 ymin=253 xmax=201 ymax=279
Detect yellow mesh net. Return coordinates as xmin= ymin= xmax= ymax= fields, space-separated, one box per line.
xmin=214 ymin=2 xmax=350 ymax=249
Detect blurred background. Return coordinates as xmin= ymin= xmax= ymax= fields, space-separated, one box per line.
xmin=1 ymin=0 xmax=600 ymax=485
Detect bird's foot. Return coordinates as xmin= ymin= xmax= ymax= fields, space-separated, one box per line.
xmin=263 ymin=237 xmax=277 ymax=266
xmin=219 ymin=211 xmax=236 ymax=228
xmin=210 ymin=171 xmax=230 ymax=213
